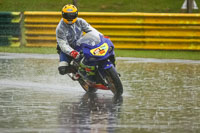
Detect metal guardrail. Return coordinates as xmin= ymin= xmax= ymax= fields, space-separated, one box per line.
xmin=24 ymin=11 xmax=200 ymax=50
xmin=0 ymin=12 xmax=21 ymax=47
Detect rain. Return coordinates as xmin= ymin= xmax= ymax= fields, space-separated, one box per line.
xmin=0 ymin=53 xmax=200 ymax=133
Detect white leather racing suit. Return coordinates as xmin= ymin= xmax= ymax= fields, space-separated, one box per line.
xmin=56 ymin=18 xmax=100 ymax=55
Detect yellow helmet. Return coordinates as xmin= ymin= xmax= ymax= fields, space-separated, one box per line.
xmin=62 ymin=4 xmax=78 ymax=24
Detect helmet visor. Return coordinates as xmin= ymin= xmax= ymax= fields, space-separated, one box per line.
xmin=62 ymin=12 xmax=78 ymax=21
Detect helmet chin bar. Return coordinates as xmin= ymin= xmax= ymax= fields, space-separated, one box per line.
xmin=68 ymin=21 xmax=73 ymax=24
xmin=63 ymin=17 xmax=77 ymax=24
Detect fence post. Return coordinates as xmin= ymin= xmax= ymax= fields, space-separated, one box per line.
xmin=187 ymin=0 xmax=193 ymax=13
xmin=72 ymin=0 xmax=78 ymax=7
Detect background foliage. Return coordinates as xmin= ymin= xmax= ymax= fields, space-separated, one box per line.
xmin=0 ymin=0 xmax=199 ymax=13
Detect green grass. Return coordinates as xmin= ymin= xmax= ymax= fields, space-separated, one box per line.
xmin=0 ymin=0 xmax=199 ymax=13
xmin=0 ymin=46 xmax=57 ymax=54
xmin=115 ymin=49 xmax=200 ymax=60
xmin=0 ymin=46 xmax=200 ymax=60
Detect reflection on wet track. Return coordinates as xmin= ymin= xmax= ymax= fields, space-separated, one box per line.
xmin=0 ymin=53 xmax=200 ymax=133
xmin=59 ymin=93 xmax=123 ymax=133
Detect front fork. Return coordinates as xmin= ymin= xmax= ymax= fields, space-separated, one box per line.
xmin=96 ymin=60 xmax=114 ymax=85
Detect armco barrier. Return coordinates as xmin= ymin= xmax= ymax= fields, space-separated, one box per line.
xmin=0 ymin=12 xmax=22 ymax=47
xmin=24 ymin=11 xmax=200 ymax=50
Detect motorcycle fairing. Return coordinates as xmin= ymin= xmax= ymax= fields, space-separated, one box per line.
xmin=81 ymin=35 xmax=115 ymax=62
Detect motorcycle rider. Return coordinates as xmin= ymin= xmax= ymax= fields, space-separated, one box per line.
xmin=56 ymin=4 xmax=116 ymax=81
xmin=56 ymin=4 xmax=101 ymax=76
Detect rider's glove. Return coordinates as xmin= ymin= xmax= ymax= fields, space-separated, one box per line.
xmin=70 ymin=50 xmax=79 ymax=59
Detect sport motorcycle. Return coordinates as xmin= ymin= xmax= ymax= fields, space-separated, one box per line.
xmin=68 ymin=33 xmax=123 ymax=96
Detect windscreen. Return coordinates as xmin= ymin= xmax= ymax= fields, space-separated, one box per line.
xmin=77 ymin=31 xmax=101 ymax=46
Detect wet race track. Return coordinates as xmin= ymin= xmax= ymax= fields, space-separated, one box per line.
xmin=0 ymin=53 xmax=200 ymax=133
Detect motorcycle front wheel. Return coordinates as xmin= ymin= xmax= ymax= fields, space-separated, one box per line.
xmin=104 ymin=67 xmax=123 ymax=96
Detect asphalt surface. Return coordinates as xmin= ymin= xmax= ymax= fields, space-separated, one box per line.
xmin=0 ymin=53 xmax=200 ymax=133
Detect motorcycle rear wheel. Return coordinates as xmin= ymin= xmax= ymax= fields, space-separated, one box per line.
xmin=105 ymin=67 xmax=123 ymax=96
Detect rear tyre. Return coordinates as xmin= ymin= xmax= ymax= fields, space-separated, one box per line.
xmin=105 ymin=67 xmax=123 ymax=96
xmin=78 ymin=79 xmax=97 ymax=93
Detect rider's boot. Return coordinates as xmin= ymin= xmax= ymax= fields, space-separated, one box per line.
xmin=58 ymin=61 xmax=73 ymax=75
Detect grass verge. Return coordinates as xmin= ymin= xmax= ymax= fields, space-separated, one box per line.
xmin=0 ymin=46 xmax=57 ymax=54
xmin=115 ymin=49 xmax=200 ymax=60
xmin=0 ymin=46 xmax=200 ymax=60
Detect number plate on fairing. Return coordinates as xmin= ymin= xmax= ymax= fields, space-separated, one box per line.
xmin=90 ymin=43 xmax=109 ymax=56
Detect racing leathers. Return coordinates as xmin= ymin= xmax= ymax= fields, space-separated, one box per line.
xmin=56 ymin=17 xmax=101 ymax=75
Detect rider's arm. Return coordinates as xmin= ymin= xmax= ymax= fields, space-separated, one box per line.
xmin=56 ymin=28 xmax=74 ymax=55
xmin=80 ymin=18 xmax=102 ymax=35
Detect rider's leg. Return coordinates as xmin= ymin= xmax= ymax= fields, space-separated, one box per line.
xmin=58 ymin=51 xmax=73 ymax=75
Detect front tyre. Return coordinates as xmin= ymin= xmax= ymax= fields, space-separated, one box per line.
xmin=105 ymin=67 xmax=123 ymax=96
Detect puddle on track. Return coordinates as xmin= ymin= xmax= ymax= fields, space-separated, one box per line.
xmin=0 ymin=53 xmax=200 ymax=133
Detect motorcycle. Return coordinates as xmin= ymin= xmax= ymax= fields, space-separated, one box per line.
xmin=68 ymin=32 xmax=123 ymax=96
